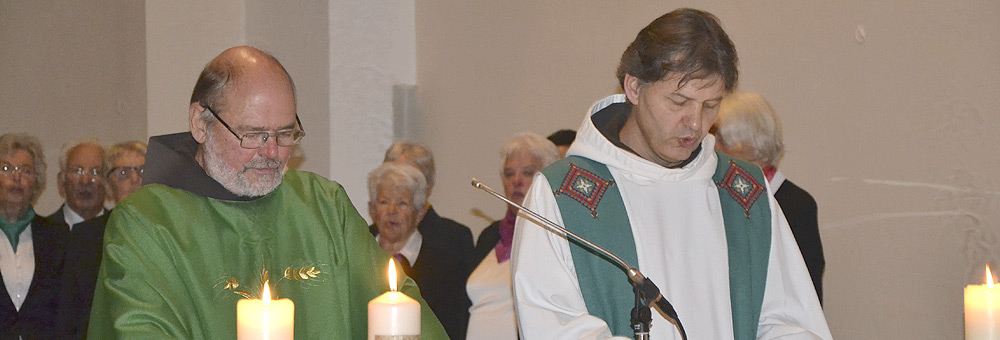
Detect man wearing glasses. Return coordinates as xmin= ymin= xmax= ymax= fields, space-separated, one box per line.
xmin=44 ymin=138 xmax=111 ymax=339
xmin=87 ymin=46 xmax=448 ymax=339
xmin=57 ymin=140 xmax=147 ymax=339
xmin=47 ymin=138 xmax=107 ymax=230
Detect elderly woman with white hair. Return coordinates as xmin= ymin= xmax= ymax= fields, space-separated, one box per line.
xmin=466 ymin=132 xmax=560 ymax=339
xmin=105 ymin=141 xmax=147 ymax=205
xmin=0 ymin=133 xmax=66 ymax=339
xmin=367 ymin=162 xmax=472 ymax=340
xmin=712 ymin=91 xmax=825 ymax=303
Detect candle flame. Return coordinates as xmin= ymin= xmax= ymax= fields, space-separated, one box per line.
xmin=988 ymin=266 xmax=995 ymax=288
xmin=388 ymin=258 xmax=398 ymax=292
xmin=262 ymin=281 xmax=271 ymax=305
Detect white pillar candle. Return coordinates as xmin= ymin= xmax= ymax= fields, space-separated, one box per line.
xmin=368 ymin=258 xmax=420 ymax=339
xmin=238 ymin=281 xmax=294 ymax=340
xmin=966 ymin=266 xmax=1000 ymax=339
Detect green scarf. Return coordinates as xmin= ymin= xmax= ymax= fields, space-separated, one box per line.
xmin=0 ymin=206 xmax=34 ymax=252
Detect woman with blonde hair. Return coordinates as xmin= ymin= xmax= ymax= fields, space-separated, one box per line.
xmin=466 ymin=132 xmax=559 ymax=339
xmin=0 ymin=133 xmax=66 ymax=338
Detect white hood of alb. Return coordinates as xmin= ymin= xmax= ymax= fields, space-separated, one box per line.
xmin=564 ymin=94 xmax=719 ymax=184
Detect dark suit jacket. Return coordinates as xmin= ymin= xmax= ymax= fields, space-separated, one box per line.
xmin=472 ymin=221 xmax=501 ymax=269
xmin=0 ymin=214 xmax=69 ymax=340
xmin=55 ymin=213 xmax=110 ymax=339
xmin=44 ymin=205 xmax=67 ymax=229
xmin=773 ymin=179 xmax=825 ymax=303
xmin=370 ymin=206 xmax=475 ymax=340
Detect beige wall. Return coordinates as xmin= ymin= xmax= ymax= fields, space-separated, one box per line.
xmin=245 ymin=1 xmax=331 ymax=178
xmin=1 ymin=0 xmax=146 ymax=215
xmin=145 ymin=0 xmax=245 ymax=137
xmin=415 ymin=1 xmax=1000 ymax=339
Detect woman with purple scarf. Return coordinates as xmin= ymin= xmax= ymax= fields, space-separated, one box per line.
xmin=466 ymin=132 xmax=560 ymax=339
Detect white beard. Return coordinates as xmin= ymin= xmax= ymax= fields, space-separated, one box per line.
xmin=202 ymin=129 xmax=285 ymax=197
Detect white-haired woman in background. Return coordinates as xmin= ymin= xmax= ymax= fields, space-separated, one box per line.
xmin=105 ymin=141 xmax=147 ymax=205
xmin=466 ymin=132 xmax=560 ymax=339
xmin=712 ymin=91 xmax=825 ymax=303
xmin=368 ymin=162 xmax=472 ymax=339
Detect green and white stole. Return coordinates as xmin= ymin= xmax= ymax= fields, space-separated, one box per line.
xmin=540 ymin=153 xmax=771 ymax=339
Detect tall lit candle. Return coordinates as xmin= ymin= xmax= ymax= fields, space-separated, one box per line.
xmin=966 ymin=266 xmax=1000 ymax=339
xmin=237 ymin=281 xmax=294 ymax=340
xmin=368 ymin=258 xmax=420 ymax=340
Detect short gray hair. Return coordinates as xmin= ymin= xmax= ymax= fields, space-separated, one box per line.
xmin=500 ymin=132 xmax=561 ymax=171
xmin=59 ymin=138 xmax=106 ymax=171
xmin=0 ymin=133 xmax=47 ymax=203
xmin=713 ymin=92 xmax=784 ymax=167
xmin=107 ymin=140 xmax=147 ymax=165
xmin=383 ymin=141 xmax=435 ymax=190
xmin=367 ymin=162 xmax=427 ymax=209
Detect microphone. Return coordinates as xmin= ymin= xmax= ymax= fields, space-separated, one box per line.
xmin=471 ymin=178 xmax=687 ymax=340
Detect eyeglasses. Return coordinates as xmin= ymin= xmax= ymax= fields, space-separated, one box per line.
xmin=202 ymin=104 xmax=306 ymax=149
xmin=0 ymin=164 xmax=36 ymax=177
xmin=107 ymin=166 xmax=143 ymax=180
xmin=67 ymin=167 xmax=102 ymax=179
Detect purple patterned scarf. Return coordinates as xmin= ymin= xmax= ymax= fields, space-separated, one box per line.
xmin=494 ymin=208 xmax=517 ymax=263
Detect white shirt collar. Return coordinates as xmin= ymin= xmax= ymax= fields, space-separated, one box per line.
xmin=768 ymin=169 xmax=787 ymax=195
xmin=63 ymin=204 xmax=105 ymax=230
xmin=376 ymin=229 xmax=423 ymax=265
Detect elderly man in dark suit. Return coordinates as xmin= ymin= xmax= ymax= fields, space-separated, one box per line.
xmin=38 ymin=139 xmax=113 ymax=339
xmin=367 ymin=162 xmax=474 ymax=340
xmin=712 ymin=91 xmax=826 ymax=303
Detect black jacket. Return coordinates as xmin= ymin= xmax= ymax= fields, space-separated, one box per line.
xmin=0 ymin=214 xmax=68 ymax=340
xmin=56 ymin=212 xmax=111 ymax=339
xmin=472 ymin=221 xmax=501 ymax=269
xmin=774 ymin=179 xmax=825 ymax=303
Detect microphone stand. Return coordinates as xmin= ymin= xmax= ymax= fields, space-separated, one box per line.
xmin=471 ymin=179 xmax=688 ymax=340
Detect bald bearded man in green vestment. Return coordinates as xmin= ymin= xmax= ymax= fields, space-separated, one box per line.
xmin=87 ymin=46 xmax=448 ymax=339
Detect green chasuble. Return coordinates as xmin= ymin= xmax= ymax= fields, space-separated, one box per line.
xmin=87 ymin=170 xmax=448 ymax=339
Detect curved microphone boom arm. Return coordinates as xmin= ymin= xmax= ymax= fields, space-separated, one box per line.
xmin=471 ymin=178 xmax=687 ymax=340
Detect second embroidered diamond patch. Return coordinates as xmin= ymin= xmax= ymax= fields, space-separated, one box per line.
xmin=555 ymin=163 xmax=614 ymax=218
xmin=716 ymin=160 xmax=765 ymax=218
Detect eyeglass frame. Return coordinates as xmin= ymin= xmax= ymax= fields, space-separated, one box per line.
xmin=65 ymin=167 xmax=103 ymax=179
xmin=0 ymin=164 xmax=37 ymax=177
xmin=107 ymin=166 xmax=144 ymax=180
xmin=201 ymin=103 xmax=306 ymax=149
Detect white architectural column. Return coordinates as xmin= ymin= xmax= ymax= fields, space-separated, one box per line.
xmin=327 ymin=0 xmax=417 ymax=218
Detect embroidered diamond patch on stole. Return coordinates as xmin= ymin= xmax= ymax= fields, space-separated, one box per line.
xmin=554 ymin=163 xmax=614 ymax=218
xmin=716 ymin=160 xmax=765 ymax=218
